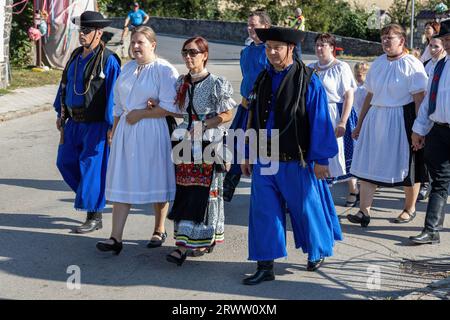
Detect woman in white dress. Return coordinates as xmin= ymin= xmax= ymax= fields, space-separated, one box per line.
xmin=348 ymin=24 xmax=428 ymax=227
xmin=165 ymin=36 xmax=235 ymax=266
xmin=96 ymin=26 xmax=180 ymax=254
xmin=309 ymin=33 xmax=358 ymax=207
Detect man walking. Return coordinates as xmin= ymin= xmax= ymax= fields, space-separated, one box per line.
xmin=54 ymin=11 xmax=121 ymax=233
xmin=120 ymin=2 xmax=149 ymax=45
xmin=223 ymin=10 xmax=271 ymax=202
xmin=410 ymin=19 xmax=450 ymax=245
xmin=241 ymin=26 xmax=342 ymax=285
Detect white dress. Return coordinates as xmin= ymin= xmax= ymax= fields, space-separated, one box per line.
xmin=105 ymin=59 xmax=179 ymax=204
xmin=309 ymin=60 xmax=357 ymax=178
xmin=350 ymin=54 xmax=428 ymax=184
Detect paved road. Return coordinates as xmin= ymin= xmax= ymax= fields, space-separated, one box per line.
xmin=0 ymin=34 xmax=449 ymax=300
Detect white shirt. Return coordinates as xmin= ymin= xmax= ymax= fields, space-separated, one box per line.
xmin=309 ymin=59 xmax=356 ymax=104
xmin=354 ymin=84 xmax=368 ymax=116
xmin=413 ymin=56 xmax=450 ymax=136
xmin=365 ymin=54 xmax=428 ymax=107
xmin=113 ymin=59 xmax=179 ymax=117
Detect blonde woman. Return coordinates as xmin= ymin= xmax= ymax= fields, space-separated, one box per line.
xmin=353 ymin=62 xmax=370 ymax=117
xmin=96 ymin=26 xmax=180 ymax=254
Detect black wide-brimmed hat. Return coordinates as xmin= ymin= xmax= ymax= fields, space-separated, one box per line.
xmin=434 ymin=19 xmax=450 ymax=38
xmin=72 ymin=11 xmax=112 ymax=29
xmin=255 ymin=26 xmax=304 ymax=44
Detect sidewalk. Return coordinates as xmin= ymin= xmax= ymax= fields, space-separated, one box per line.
xmin=0 ymin=85 xmax=58 ymax=122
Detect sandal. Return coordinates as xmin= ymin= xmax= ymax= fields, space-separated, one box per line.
xmin=146 ymin=231 xmax=167 ymax=248
xmin=166 ymin=249 xmax=187 ymax=266
xmin=345 ymin=192 xmax=360 ymax=207
xmin=392 ymin=209 xmax=416 ymax=224
xmin=187 ymin=243 xmax=216 ymax=257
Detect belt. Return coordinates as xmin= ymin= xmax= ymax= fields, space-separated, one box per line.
xmin=68 ymin=107 xmax=87 ymax=122
xmin=241 ymin=97 xmax=249 ymax=109
xmin=435 ymin=122 xmax=450 ymax=128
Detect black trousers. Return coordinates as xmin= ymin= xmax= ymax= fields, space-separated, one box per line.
xmin=423 ymin=124 xmax=450 ymax=232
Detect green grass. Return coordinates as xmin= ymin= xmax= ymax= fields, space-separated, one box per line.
xmin=0 ymin=67 xmax=62 ymax=95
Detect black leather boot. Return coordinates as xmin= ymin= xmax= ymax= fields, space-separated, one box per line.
xmin=242 ymin=260 xmax=275 ymax=285
xmin=410 ymin=193 xmax=446 ymax=245
xmin=223 ymin=173 xmax=241 ymax=202
xmin=75 ymin=212 xmax=103 ymax=234
xmin=409 ymin=230 xmax=440 ymax=244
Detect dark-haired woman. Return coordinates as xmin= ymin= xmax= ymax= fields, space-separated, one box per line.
xmin=166 ymin=36 xmax=236 ymax=266
xmin=421 ymin=21 xmax=441 ymax=64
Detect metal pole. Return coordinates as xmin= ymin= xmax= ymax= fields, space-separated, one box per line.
xmin=410 ymin=0 xmax=415 ymax=48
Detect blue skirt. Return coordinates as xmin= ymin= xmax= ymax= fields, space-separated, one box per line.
xmin=248 ymin=161 xmax=343 ymax=262
xmin=328 ymin=102 xmax=358 ymax=184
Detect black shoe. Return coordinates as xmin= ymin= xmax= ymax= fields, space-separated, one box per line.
xmin=242 ymin=269 xmax=275 ymax=285
xmin=166 ymin=249 xmax=187 ymax=266
xmin=96 ymin=237 xmax=123 ymax=255
xmin=347 ymin=211 xmax=370 ymax=228
xmin=345 ymin=193 xmax=360 ymax=207
xmin=409 ymin=230 xmax=440 ymax=245
xmin=146 ymin=231 xmax=167 ymax=248
xmin=75 ymin=215 xmax=102 ymax=234
xmin=223 ymin=173 xmax=241 ymax=202
xmin=417 ymin=183 xmax=430 ymax=201
xmin=392 ymin=209 xmax=416 ymax=224
xmin=307 ymin=258 xmax=324 ymax=271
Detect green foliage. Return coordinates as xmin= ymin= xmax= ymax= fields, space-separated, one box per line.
xmin=10 ymin=1 xmax=34 ymax=67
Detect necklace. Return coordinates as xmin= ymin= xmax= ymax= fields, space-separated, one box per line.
xmin=73 ymin=53 xmax=95 ymax=96
xmin=189 ymin=68 xmax=209 ymax=81
xmin=387 ymin=52 xmax=404 ymax=61
xmin=316 ymin=58 xmax=336 ymax=71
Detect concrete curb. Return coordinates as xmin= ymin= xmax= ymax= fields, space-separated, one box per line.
xmin=0 ymin=104 xmax=53 ymax=123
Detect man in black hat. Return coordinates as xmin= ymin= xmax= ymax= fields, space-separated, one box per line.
xmin=54 ymin=11 xmax=121 ymax=233
xmin=410 ymin=19 xmax=450 ymax=245
xmin=240 ymin=26 xmax=342 ymax=285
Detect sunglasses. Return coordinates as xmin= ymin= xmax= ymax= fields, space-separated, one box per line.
xmin=181 ymin=49 xmax=204 ymax=58
xmin=79 ymin=27 xmax=96 ymax=34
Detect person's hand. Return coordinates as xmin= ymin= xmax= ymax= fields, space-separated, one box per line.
xmin=107 ymin=129 xmax=113 ymax=146
xmin=241 ymin=160 xmax=253 ymax=177
xmin=335 ymin=123 xmax=346 ymax=138
xmin=352 ymin=125 xmax=361 ymax=140
xmin=126 ymin=109 xmax=144 ymax=125
xmin=146 ymin=98 xmax=159 ymax=110
xmin=314 ymin=164 xmax=330 ymax=180
xmin=412 ymin=132 xmax=425 ymax=151
xmin=56 ymin=117 xmax=62 ymax=131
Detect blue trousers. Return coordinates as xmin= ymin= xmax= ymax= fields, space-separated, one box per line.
xmin=56 ymin=120 xmax=109 ymax=212
xmin=248 ymin=161 xmax=343 ymax=262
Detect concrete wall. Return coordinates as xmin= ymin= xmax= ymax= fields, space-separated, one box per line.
xmin=0 ymin=0 xmax=12 ymax=89
xmin=110 ymin=16 xmax=383 ymax=57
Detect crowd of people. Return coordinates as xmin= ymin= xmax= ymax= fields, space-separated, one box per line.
xmin=53 ymin=8 xmax=450 ymax=285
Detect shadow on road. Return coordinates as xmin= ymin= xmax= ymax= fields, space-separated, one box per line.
xmin=0 ymin=227 xmax=435 ymax=300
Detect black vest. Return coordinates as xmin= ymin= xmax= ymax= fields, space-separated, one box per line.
xmin=249 ymin=59 xmax=314 ymax=162
xmin=60 ymin=43 xmax=120 ymax=122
